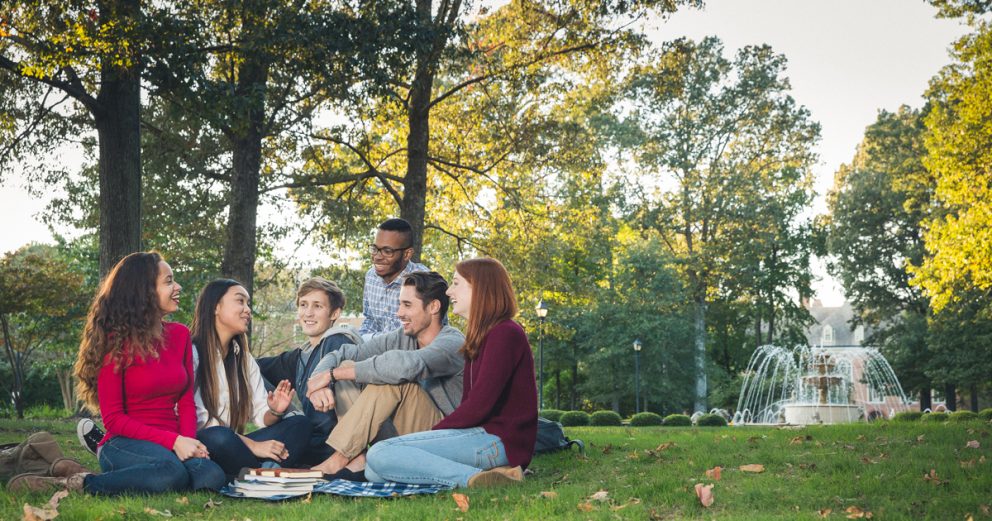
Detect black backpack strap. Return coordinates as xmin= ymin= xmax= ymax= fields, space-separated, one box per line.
xmin=566 ymin=439 xmax=585 ymax=455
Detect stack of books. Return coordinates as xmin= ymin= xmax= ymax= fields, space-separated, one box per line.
xmin=230 ymin=468 xmax=326 ymax=499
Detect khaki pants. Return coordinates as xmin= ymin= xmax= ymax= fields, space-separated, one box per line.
xmin=327 ymin=362 xmax=443 ymax=459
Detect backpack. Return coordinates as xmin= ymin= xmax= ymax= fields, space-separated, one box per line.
xmin=534 ymin=417 xmax=584 ymax=455
xmin=0 ymin=431 xmax=66 ymax=483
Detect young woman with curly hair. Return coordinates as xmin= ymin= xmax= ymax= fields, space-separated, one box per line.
xmin=11 ymin=252 xmax=226 ymax=495
xmin=191 ymin=279 xmax=310 ymax=480
xmin=364 ymin=257 xmax=538 ymax=488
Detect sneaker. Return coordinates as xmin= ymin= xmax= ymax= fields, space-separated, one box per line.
xmin=76 ymin=418 xmax=104 ymax=456
xmin=467 ymin=466 xmax=524 ymax=488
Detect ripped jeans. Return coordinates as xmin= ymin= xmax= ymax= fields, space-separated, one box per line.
xmin=364 ymin=427 xmax=508 ymax=488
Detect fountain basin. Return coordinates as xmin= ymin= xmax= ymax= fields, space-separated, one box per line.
xmin=783 ymin=403 xmax=863 ymax=425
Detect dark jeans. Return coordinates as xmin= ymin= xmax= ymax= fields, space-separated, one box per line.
xmin=197 ymin=415 xmax=311 ymax=480
xmin=84 ymin=436 xmax=226 ymax=496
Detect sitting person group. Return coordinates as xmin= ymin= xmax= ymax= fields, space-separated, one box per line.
xmin=7 ymin=218 xmax=538 ymax=496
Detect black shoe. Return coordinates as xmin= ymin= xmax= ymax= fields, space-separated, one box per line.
xmin=322 ymin=468 xmax=367 ymax=482
xmin=76 ymin=418 xmax=104 ymax=456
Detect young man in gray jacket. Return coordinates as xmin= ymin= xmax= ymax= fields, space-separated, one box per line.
xmin=305 ymin=271 xmax=464 ymax=478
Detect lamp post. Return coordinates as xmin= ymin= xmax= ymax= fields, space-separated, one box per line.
xmin=633 ymin=339 xmax=642 ymax=413
xmin=536 ymin=300 xmax=549 ymax=410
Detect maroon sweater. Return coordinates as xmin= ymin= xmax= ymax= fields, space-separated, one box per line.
xmin=97 ymin=322 xmax=197 ymax=450
xmin=434 ymin=320 xmax=538 ymax=469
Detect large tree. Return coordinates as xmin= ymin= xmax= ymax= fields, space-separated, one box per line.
xmin=825 ymin=106 xmax=936 ymax=407
xmin=618 ymin=37 xmax=820 ymax=411
xmin=1 ymin=1 xmax=144 ymax=275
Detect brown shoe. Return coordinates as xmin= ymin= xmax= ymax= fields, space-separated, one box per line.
xmin=50 ymin=458 xmax=91 ymax=478
xmin=7 ymin=472 xmax=88 ymax=493
xmin=467 ymin=466 xmax=524 ymax=488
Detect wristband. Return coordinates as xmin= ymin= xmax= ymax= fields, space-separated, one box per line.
xmin=329 ymin=369 xmax=337 ymax=388
xmin=268 ymin=407 xmax=286 ymax=417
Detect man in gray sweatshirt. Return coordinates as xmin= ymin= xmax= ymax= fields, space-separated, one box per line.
xmin=305 ymin=271 xmax=464 ymax=477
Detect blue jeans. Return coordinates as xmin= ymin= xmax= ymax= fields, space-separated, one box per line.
xmin=197 ymin=415 xmax=311 ymax=480
xmin=84 ymin=436 xmax=226 ymax=495
xmin=364 ymin=427 xmax=509 ymax=488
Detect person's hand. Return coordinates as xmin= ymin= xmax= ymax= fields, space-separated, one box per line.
xmin=173 ymin=435 xmax=209 ymax=461
xmin=267 ymin=379 xmax=295 ymax=415
xmin=309 ymin=387 xmax=336 ymax=412
xmin=307 ymin=370 xmax=331 ymax=396
xmin=245 ymin=438 xmax=288 ymax=462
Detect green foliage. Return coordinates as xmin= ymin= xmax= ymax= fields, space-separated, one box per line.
xmin=539 ymin=409 xmax=565 ymax=422
xmin=629 ymin=412 xmax=664 ymax=426
xmin=948 ymin=410 xmax=980 ymax=422
xmin=978 ymin=408 xmax=992 ymax=421
xmin=892 ymin=411 xmax=924 ymax=422
xmin=589 ymin=410 xmax=622 ymax=426
xmin=559 ymin=411 xmax=591 ymax=427
xmin=663 ymin=414 xmax=692 ymax=426
xmin=695 ymin=413 xmax=728 ymax=427
xmin=921 ymin=412 xmax=949 ymax=423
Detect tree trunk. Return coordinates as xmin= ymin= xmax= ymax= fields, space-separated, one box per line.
xmin=402 ymin=51 xmax=433 ymax=263
xmin=555 ymin=370 xmax=561 ymax=409
xmin=56 ymin=368 xmax=75 ymax=412
xmin=0 ymin=314 xmax=25 ymax=419
xmin=919 ymin=385 xmax=932 ymax=412
xmin=970 ymin=384 xmax=979 ymax=412
xmin=95 ymin=0 xmax=143 ymax=277
xmin=944 ymin=383 xmax=956 ymax=411
xmin=693 ymin=297 xmax=708 ymax=413
xmin=571 ymin=350 xmax=578 ymax=411
xmin=220 ymin=53 xmax=268 ymax=296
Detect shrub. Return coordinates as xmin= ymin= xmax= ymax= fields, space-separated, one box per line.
xmin=590 ymin=410 xmax=623 ymax=426
xmin=662 ymin=414 xmax=692 ymax=427
xmin=948 ymin=410 xmax=980 ymax=422
xmin=696 ymin=413 xmax=728 ymax=427
xmin=629 ymin=412 xmax=664 ymax=426
xmin=892 ymin=411 xmax=923 ymax=422
xmin=978 ymin=408 xmax=992 ymax=421
xmin=539 ymin=409 xmax=565 ymax=422
xmin=921 ymin=412 xmax=949 ymax=423
xmin=559 ymin=411 xmax=591 ymax=427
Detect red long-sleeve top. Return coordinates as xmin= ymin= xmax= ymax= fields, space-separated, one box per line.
xmin=97 ymin=322 xmax=197 ymax=450
xmin=434 ymin=320 xmax=538 ymax=469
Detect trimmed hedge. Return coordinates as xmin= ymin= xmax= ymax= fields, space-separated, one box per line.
xmin=629 ymin=412 xmax=664 ymax=426
xmin=696 ymin=413 xmax=728 ymax=427
xmin=892 ymin=411 xmax=923 ymax=422
xmin=560 ymin=411 xmax=591 ymax=427
xmin=539 ymin=409 xmax=565 ymax=422
xmin=979 ymin=408 xmax=992 ymax=421
xmin=921 ymin=412 xmax=949 ymax=422
xmin=948 ymin=410 xmax=980 ymax=422
xmin=662 ymin=414 xmax=692 ymax=427
xmin=590 ymin=410 xmax=623 ymax=426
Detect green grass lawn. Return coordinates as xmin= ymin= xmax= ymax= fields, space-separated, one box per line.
xmin=1 ymin=418 xmax=990 ymax=520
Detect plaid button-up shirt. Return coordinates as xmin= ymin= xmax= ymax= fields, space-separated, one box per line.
xmin=358 ymin=260 xmax=428 ymax=337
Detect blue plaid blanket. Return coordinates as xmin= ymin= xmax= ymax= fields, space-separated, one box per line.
xmin=219 ymin=479 xmax=450 ymax=501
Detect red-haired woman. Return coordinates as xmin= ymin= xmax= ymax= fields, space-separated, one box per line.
xmin=364 ymin=257 xmax=537 ymax=488
xmin=10 ymin=252 xmax=225 ymax=494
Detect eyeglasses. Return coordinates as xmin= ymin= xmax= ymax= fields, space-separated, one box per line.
xmin=369 ymin=244 xmax=411 ymax=257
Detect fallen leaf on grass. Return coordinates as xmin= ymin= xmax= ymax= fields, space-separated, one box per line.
xmin=845 ymin=505 xmax=873 ymax=518
xmin=917 ymin=435 xmax=926 ymax=443
xmin=203 ymin=499 xmax=222 ymax=509
xmin=655 ymin=442 xmax=675 ymax=451
xmin=143 ymin=507 xmax=173 ymax=517
xmin=799 ymin=462 xmax=817 ymax=470
xmin=540 ymin=491 xmax=558 ymax=499
xmin=694 ymin=483 xmax=714 ymax=508
xmin=175 ymin=496 xmax=189 ymax=505
xmin=960 ymin=459 xmax=976 ymax=468
xmin=980 ymin=504 xmax=990 ymax=515
xmin=818 ymin=508 xmax=832 ymax=517
xmin=965 ymin=440 xmax=980 ymax=449
xmin=589 ymin=490 xmax=609 ymax=502
xmin=610 ymin=498 xmax=641 ymax=511
xmin=301 ymin=492 xmax=312 ymax=504
xmin=23 ymin=491 xmax=69 ymax=521
xmin=577 ymin=502 xmax=595 ymax=512
xmin=705 ymin=466 xmax=722 ymax=480
xmin=923 ymin=469 xmax=946 ymax=485
xmin=739 ymin=464 xmax=765 ymax=473
xmin=452 ymin=493 xmax=469 ymax=512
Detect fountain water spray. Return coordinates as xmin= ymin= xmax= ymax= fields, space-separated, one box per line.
xmin=733 ymin=345 xmax=912 ymax=425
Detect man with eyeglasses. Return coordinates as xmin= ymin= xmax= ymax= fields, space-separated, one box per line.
xmin=359 ymin=218 xmax=428 ymax=340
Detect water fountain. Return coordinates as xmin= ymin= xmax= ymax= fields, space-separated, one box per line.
xmin=733 ymin=345 xmax=912 ymax=425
